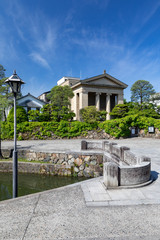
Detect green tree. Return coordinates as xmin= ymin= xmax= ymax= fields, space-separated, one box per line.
xmin=131 ymin=80 xmax=155 ymax=104
xmin=0 ymin=65 xmax=5 ymax=79
xmin=110 ymin=102 xmax=160 ymax=119
xmin=47 ymin=86 xmax=75 ymax=121
xmin=47 ymin=85 xmax=74 ymax=108
xmin=28 ymin=104 xmax=75 ymax=122
xmin=0 ymin=65 xmax=11 ymax=158
xmin=0 ymin=78 xmax=12 ymax=121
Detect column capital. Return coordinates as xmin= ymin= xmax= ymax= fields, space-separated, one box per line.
xmin=80 ymin=89 xmax=88 ymax=94
xmin=106 ymin=93 xmax=112 ymax=97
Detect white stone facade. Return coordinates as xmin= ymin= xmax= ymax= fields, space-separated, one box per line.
xmin=60 ymin=71 xmax=127 ymax=120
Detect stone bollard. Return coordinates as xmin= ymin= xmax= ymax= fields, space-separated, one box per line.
xmin=103 ymin=162 xmax=119 ymax=188
xmin=81 ymin=141 xmax=87 ymax=150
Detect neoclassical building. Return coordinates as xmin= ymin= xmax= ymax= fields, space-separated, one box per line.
xmin=39 ymin=70 xmax=128 ymax=120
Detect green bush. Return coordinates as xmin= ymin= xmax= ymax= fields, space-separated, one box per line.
xmin=7 ymin=106 xmax=28 ymax=123
xmin=80 ymin=106 xmax=107 ymax=123
xmin=28 ymin=104 xmax=75 ymax=122
xmin=1 ymin=121 xmax=98 ymax=140
xmin=110 ymin=102 xmax=160 ymax=119
xmin=110 ymin=104 xmax=129 ymax=118
xmin=99 ymin=114 xmax=160 ymax=138
xmin=2 ymin=114 xmax=160 ymax=140
xmin=28 ymin=110 xmax=40 ymax=121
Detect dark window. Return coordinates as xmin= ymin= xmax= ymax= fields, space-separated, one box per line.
xmin=100 ymin=93 xmax=106 ymax=110
xmin=88 ymin=92 xmax=96 ymax=106
xmin=110 ymin=94 xmax=118 ymax=111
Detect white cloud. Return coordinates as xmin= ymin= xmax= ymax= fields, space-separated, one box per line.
xmin=5 ymin=0 xmax=57 ymax=68
xmin=29 ymin=52 xmax=51 ymax=69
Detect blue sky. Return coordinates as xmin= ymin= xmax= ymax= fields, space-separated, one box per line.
xmin=0 ymin=0 xmax=160 ymax=100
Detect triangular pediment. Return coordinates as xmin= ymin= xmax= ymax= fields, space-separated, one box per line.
xmin=87 ymin=77 xmax=119 ymax=86
xmin=81 ymin=73 xmax=128 ymax=89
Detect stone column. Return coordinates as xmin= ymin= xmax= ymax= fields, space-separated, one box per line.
xmin=106 ymin=94 xmax=111 ymax=120
xmin=79 ymin=90 xmax=88 ymax=110
xmin=76 ymin=93 xmax=80 ymax=120
xmin=118 ymin=94 xmax=124 ymax=104
xmin=96 ymin=93 xmax=100 ymax=110
xmin=70 ymin=95 xmax=76 ymax=120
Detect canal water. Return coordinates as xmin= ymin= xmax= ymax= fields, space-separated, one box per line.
xmin=0 ymin=172 xmax=87 ymax=201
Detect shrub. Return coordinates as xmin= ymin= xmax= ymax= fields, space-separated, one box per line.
xmin=99 ymin=115 xmax=160 ymax=138
xmin=2 ymin=114 xmax=160 ymax=140
xmin=110 ymin=102 xmax=160 ymax=119
xmin=110 ymin=104 xmax=129 ymax=118
xmin=28 ymin=110 xmax=40 ymax=121
xmin=28 ymin=104 xmax=75 ymax=122
xmin=1 ymin=121 xmax=98 ymax=140
xmin=80 ymin=106 xmax=107 ymax=123
xmin=7 ymin=106 xmax=28 ymax=123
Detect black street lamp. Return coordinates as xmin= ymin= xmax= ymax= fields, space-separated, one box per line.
xmin=5 ymin=70 xmax=25 ymax=198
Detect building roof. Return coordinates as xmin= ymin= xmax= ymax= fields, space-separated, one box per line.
xmin=70 ymin=70 xmax=128 ymax=90
xmin=18 ymin=93 xmax=46 ymax=104
xmin=17 ymin=93 xmax=46 ymax=107
xmin=18 ymin=100 xmax=42 ymax=108
xmin=38 ymin=91 xmax=51 ymax=98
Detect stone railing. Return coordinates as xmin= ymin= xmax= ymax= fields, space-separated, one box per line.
xmin=81 ymin=140 xmax=151 ymax=188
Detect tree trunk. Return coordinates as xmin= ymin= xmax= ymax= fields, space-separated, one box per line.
xmin=0 ymin=123 xmax=3 ymax=159
xmin=3 ymin=108 xmax=7 ymax=121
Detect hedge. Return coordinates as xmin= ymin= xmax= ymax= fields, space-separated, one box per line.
xmin=1 ymin=121 xmax=98 ymax=140
xmin=1 ymin=115 xmax=160 ymax=140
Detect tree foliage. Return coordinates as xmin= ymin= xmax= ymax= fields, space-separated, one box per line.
xmin=45 ymin=86 xmax=75 ymax=121
xmin=0 ymin=65 xmax=12 ymax=121
xmin=0 ymin=65 xmax=5 ymax=79
xmin=47 ymin=85 xmax=74 ymax=107
xmin=28 ymin=104 xmax=75 ymax=122
xmin=110 ymin=102 xmax=160 ymax=119
xmin=131 ymin=80 xmax=155 ymax=104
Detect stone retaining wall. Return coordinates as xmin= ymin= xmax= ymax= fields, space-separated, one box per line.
xmin=0 ymin=149 xmax=103 ymax=177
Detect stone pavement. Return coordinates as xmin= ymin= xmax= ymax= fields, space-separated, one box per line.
xmin=1 ymin=138 xmax=160 ymax=239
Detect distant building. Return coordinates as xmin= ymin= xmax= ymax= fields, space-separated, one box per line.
xmin=38 ymin=70 xmax=128 ymax=120
xmin=17 ymin=93 xmax=46 ymax=113
xmin=38 ymin=91 xmax=50 ymax=103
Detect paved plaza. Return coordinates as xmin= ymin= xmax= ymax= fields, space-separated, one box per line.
xmin=1 ymin=138 xmax=160 ymax=239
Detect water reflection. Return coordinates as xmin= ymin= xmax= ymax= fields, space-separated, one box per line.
xmin=0 ymin=184 xmax=12 ymax=200
xmin=0 ymin=172 xmax=87 ymax=201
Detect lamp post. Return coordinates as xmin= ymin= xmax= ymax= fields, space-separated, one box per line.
xmin=5 ymin=70 xmax=25 ymax=198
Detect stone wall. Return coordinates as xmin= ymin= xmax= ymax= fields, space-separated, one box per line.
xmin=0 ymin=149 xmax=103 ymax=177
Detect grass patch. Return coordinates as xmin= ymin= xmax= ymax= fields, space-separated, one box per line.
xmin=0 ymin=158 xmax=51 ymax=164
